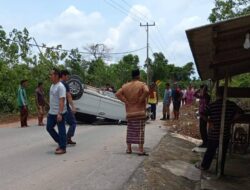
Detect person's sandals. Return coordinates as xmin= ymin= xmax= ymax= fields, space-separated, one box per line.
xmin=126 ymin=150 xmax=132 ymax=154
xmin=138 ymin=152 xmax=149 ymax=156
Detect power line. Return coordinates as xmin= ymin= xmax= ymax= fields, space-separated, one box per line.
xmin=105 ymin=0 xmax=167 ymax=54
xmin=149 ymin=46 xmax=154 ymax=55
xmin=120 ymin=0 xmax=148 ymax=23
xmin=0 ymin=37 xmax=147 ymax=56
xmin=155 ymin=26 xmax=168 ymax=50
xmin=118 ymin=0 xmax=167 ymax=53
xmin=149 ymin=35 xmax=164 ymax=53
xmin=108 ymin=46 xmax=147 ymax=54
xmin=104 ymin=0 xmax=140 ymax=23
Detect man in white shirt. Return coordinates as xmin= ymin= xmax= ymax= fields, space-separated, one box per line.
xmin=46 ymin=68 xmax=67 ymax=154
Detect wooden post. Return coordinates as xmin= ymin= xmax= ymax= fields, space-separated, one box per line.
xmin=217 ymin=74 xmax=229 ymax=177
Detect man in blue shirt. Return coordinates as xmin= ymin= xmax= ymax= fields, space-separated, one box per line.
xmin=161 ymin=83 xmax=172 ymax=120
xmin=60 ymin=70 xmax=77 ymax=145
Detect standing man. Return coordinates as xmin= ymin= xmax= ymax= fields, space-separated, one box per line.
xmin=18 ymin=79 xmax=29 ymax=127
xmin=160 ymin=82 xmax=172 ymax=120
xmin=60 ymin=70 xmax=77 ymax=145
xmin=116 ymin=69 xmax=149 ymax=155
xmin=196 ymin=88 xmax=242 ymax=174
xmin=35 ymin=82 xmax=47 ymax=126
xmin=194 ymin=84 xmax=211 ymax=148
xmin=46 ymin=68 xmax=67 ymax=154
xmin=172 ymin=83 xmax=182 ymax=120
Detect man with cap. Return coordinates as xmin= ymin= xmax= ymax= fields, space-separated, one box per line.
xmin=116 ymin=68 xmax=149 ymax=155
xmin=18 ymin=79 xmax=29 ymax=127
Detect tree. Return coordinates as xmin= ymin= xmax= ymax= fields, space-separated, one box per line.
xmin=110 ymin=54 xmax=140 ymax=88
xmin=151 ymin=52 xmax=168 ymax=82
xmin=83 ymin=43 xmax=111 ymax=60
xmin=65 ymin=48 xmax=88 ymax=82
xmin=86 ymin=58 xmax=110 ymax=87
xmin=209 ymin=0 xmax=250 ymax=23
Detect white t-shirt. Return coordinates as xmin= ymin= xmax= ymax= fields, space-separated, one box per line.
xmin=49 ymin=82 xmax=67 ymax=115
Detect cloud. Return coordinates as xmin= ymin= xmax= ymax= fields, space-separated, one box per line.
xmin=29 ymin=6 xmax=105 ymax=49
xmin=26 ymin=1 xmax=213 ymax=70
xmin=104 ymin=4 xmax=151 ymax=49
xmin=102 ymin=1 xmax=209 ymax=67
xmin=103 ymin=4 xmax=153 ymax=66
xmin=169 ymin=16 xmax=202 ymax=37
xmin=166 ymin=16 xmax=205 ymax=65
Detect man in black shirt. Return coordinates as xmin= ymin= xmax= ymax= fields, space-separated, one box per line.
xmin=196 ymin=88 xmax=243 ymax=174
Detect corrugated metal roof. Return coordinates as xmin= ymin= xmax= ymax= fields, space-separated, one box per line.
xmin=186 ymin=15 xmax=250 ymax=80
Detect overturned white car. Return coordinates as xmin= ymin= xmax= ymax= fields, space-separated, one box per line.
xmin=67 ymin=76 xmax=127 ymax=123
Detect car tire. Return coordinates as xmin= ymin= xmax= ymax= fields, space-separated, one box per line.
xmin=69 ymin=75 xmax=83 ymax=83
xmin=67 ymin=78 xmax=83 ymax=100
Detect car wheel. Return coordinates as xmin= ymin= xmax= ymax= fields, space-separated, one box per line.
xmin=69 ymin=75 xmax=83 ymax=83
xmin=67 ymin=78 xmax=83 ymax=100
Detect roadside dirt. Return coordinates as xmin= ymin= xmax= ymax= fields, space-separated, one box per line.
xmin=163 ymin=104 xmax=201 ymax=139
xmin=123 ymin=134 xmax=201 ymax=190
xmin=0 ymin=114 xmax=38 ymax=128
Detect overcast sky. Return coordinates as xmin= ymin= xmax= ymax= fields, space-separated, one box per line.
xmin=0 ymin=0 xmax=214 ymax=73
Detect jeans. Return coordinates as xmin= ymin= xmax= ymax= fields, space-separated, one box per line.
xmin=65 ymin=108 xmax=77 ymax=138
xmin=149 ymin=103 xmax=156 ymax=120
xmin=46 ymin=113 xmax=67 ymax=150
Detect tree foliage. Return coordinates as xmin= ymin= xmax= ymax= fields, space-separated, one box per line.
xmin=209 ymin=0 xmax=250 ymax=23
xmin=0 ymin=26 xmax=197 ymax=114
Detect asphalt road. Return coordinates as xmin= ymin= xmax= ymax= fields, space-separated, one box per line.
xmin=0 ymin=115 xmax=166 ymax=190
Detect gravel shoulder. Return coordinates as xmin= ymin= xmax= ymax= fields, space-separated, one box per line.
xmin=122 ymin=133 xmax=201 ymax=190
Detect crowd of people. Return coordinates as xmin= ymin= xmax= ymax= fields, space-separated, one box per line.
xmin=17 ymin=68 xmax=78 ymax=154
xmin=17 ymin=68 xmax=243 ymax=175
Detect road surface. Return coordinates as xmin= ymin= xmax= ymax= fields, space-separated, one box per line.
xmin=0 ymin=114 xmax=166 ymax=190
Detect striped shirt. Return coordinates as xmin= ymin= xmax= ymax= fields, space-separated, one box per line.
xmin=204 ymin=99 xmax=242 ymax=141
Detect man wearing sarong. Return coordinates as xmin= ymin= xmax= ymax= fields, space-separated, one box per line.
xmin=116 ymin=69 xmax=149 ymax=156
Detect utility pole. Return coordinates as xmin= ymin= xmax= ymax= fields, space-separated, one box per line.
xmin=140 ymin=22 xmax=155 ymax=85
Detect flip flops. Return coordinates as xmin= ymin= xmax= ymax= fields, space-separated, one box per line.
xmin=138 ymin=152 xmax=149 ymax=156
xmin=126 ymin=150 xmax=132 ymax=154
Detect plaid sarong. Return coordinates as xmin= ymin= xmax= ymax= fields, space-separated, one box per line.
xmin=126 ymin=119 xmax=145 ymax=144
